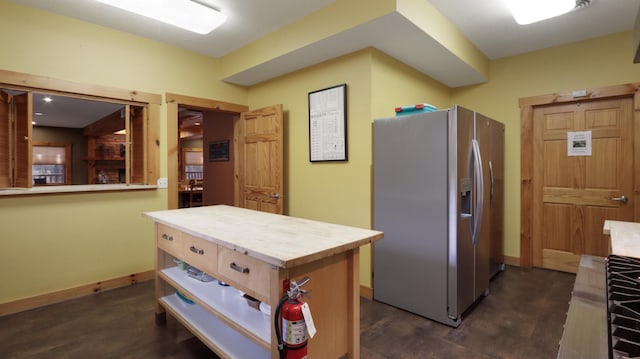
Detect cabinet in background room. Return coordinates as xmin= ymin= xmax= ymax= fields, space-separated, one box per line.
xmin=85 ymin=134 xmax=125 ymax=184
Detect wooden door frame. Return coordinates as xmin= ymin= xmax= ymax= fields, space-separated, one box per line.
xmin=520 ymin=83 xmax=640 ymax=267
xmin=165 ymin=93 xmax=248 ymax=209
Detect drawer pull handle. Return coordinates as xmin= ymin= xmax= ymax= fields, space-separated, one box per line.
xmin=230 ymin=262 xmax=250 ymax=274
xmin=162 ymin=234 xmax=173 ymax=241
xmin=189 ymin=246 xmax=204 ymax=255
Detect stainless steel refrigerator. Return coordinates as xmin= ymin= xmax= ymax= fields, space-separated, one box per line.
xmin=372 ymin=105 xmax=504 ymax=327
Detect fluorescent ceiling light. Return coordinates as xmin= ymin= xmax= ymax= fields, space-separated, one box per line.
xmin=95 ymin=0 xmax=227 ymax=34
xmin=505 ymin=0 xmax=576 ymax=25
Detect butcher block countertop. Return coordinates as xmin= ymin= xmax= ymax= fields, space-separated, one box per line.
xmin=604 ymin=220 xmax=640 ymax=257
xmin=144 ymin=205 xmax=384 ymax=268
xmin=556 ymin=256 xmax=607 ymax=359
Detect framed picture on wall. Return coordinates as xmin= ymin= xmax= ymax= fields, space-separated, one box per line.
xmin=208 ymin=140 xmax=230 ymax=161
xmin=308 ymin=83 xmax=347 ymax=162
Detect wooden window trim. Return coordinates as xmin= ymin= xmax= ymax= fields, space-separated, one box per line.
xmin=519 ymin=83 xmax=640 ymax=267
xmin=0 ymin=69 xmax=160 ymax=196
xmin=0 ymin=69 xmax=161 ymax=105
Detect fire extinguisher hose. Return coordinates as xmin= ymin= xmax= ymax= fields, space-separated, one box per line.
xmin=274 ymin=293 xmax=289 ymax=359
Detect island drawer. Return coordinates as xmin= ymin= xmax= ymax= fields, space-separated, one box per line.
xmin=217 ymin=246 xmax=271 ymax=301
xmin=180 ymin=233 xmax=218 ymax=276
xmin=157 ymin=224 xmax=218 ymax=275
xmin=157 ymin=224 xmax=183 ymax=257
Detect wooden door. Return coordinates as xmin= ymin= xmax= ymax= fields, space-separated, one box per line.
xmin=0 ymin=91 xmax=10 ymax=188
xmin=532 ymin=97 xmax=633 ymax=272
xmin=13 ymin=93 xmax=31 ymax=188
xmin=236 ymin=105 xmax=283 ymax=214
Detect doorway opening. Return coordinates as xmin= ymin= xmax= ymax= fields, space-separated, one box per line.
xmin=177 ymin=106 xmax=237 ymax=208
xmin=166 ymin=93 xmax=284 ymax=214
xmin=166 ymin=93 xmax=248 ymax=210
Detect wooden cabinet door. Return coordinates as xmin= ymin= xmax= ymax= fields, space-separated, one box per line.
xmin=236 ymin=105 xmax=283 ymax=214
xmin=129 ymin=105 xmax=146 ymax=184
xmin=0 ymin=91 xmax=10 ymax=188
xmin=13 ymin=93 xmax=31 ymax=188
xmin=533 ymin=98 xmax=634 ymax=272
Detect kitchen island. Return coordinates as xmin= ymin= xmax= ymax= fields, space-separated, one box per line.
xmin=144 ymin=205 xmax=383 ymax=359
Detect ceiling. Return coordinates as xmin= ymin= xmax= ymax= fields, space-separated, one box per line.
xmin=8 ymin=0 xmax=336 ymax=58
xmin=11 ymin=0 xmax=639 ymax=63
xmin=6 ymin=0 xmax=640 ymax=127
xmin=31 ymin=94 xmax=124 ymax=129
xmin=429 ymin=0 xmax=640 ymax=60
xmin=32 ymin=93 xmax=204 ymax=133
xmin=2 ymin=90 xmax=205 ymax=131
xmin=0 ymin=90 xmax=124 ymax=129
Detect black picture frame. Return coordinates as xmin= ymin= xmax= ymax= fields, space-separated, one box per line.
xmin=308 ymin=83 xmax=347 ymax=162
xmin=208 ymin=140 xmax=230 ymax=161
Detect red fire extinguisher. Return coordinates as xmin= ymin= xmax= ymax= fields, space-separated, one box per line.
xmin=275 ymin=276 xmax=310 ymax=359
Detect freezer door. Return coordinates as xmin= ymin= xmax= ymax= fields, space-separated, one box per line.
xmin=474 ymin=112 xmax=492 ymax=299
xmin=488 ymin=119 xmax=505 ymax=278
xmin=373 ymin=111 xmax=453 ymax=325
xmin=450 ymin=106 xmax=476 ymax=319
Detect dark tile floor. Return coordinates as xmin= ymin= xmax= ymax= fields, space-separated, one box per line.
xmin=0 ymin=266 xmax=575 ymax=358
xmin=361 ymin=266 xmax=576 ymax=358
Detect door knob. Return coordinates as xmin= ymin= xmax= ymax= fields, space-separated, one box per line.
xmin=610 ymin=195 xmax=628 ymax=204
xmin=271 ymin=193 xmax=280 ymax=199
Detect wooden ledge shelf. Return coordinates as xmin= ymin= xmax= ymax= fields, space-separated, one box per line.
xmin=0 ymin=184 xmax=157 ymax=197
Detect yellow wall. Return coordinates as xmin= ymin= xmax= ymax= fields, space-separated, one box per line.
xmin=371 ymin=50 xmax=452 ymax=117
xmin=248 ymin=50 xmax=374 ymax=279
xmin=249 ymin=50 xmax=373 ymax=286
xmin=248 ymin=49 xmax=453 ymax=287
xmin=0 ymin=0 xmax=247 ymax=303
xmin=396 ymin=0 xmax=488 ymax=79
xmin=452 ymin=31 xmax=640 ymax=258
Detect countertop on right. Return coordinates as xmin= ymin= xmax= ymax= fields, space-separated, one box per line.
xmin=604 ymin=220 xmax=640 ymax=257
xmin=556 ymin=255 xmax=607 ymax=359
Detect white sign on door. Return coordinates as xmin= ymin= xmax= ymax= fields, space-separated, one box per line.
xmin=567 ymin=131 xmax=592 ymax=156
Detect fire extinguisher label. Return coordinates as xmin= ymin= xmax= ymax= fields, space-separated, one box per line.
xmin=301 ymin=302 xmax=317 ymax=338
xmin=282 ymin=319 xmax=307 ymax=344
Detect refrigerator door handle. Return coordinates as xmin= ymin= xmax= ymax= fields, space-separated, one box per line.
xmin=472 ymin=139 xmax=484 ymax=245
xmin=489 ymin=160 xmax=494 ymax=209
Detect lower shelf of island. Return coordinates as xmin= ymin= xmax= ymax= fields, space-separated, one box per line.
xmin=159 ymin=294 xmax=269 ymax=358
xmin=158 ymin=266 xmax=271 ymax=358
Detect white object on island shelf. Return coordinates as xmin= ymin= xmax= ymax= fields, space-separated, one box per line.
xmin=160 ymin=294 xmax=268 ymax=358
xmin=603 ymin=220 xmax=640 ymax=259
xmin=259 ymin=302 xmax=271 ymax=316
xmin=160 ymin=266 xmax=271 ymax=344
